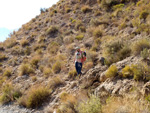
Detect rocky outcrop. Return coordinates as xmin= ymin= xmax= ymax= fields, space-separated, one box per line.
xmin=80 ymin=65 xmax=107 ymax=89
xmin=95 ymin=79 xmax=135 ymax=96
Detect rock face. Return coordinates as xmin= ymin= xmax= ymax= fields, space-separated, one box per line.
xmin=95 ymin=79 xmax=135 ymax=96
xmin=81 ymin=65 xmax=107 ymax=88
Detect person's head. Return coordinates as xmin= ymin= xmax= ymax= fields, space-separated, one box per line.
xmin=75 ymin=46 xmax=80 ymax=52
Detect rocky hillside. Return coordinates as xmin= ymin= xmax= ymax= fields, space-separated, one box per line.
xmin=0 ymin=0 xmax=150 ymax=112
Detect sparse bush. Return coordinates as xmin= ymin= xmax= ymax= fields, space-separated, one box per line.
xmin=87 ymin=51 xmax=98 ymax=63
xmin=43 ymin=67 xmax=53 ymax=77
xmin=105 ymin=41 xmax=124 ymax=55
xmin=52 ymin=61 xmax=62 ymax=74
xmin=117 ymin=46 xmax=131 ymax=60
xmin=19 ymin=63 xmax=34 ymax=76
xmin=0 ymin=54 xmax=7 ymax=62
xmin=105 ymin=65 xmax=118 ymax=78
xmin=38 ymin=36 xmax=46 ymax=43
xmin=81 ymin=5 xmax=92 ymax=13
xmin=24 ymin=46 xmax=31 ymax=55
xmin=75 ymin=34 xmax=84 ymax=41
xmin=83 ymin=62 xmax=94 ymax=71
xmin=131 ymin=64 xmax=143 ymax=81
xmin=20 ymin=86 xmax=51 ymax=108
xmin=122 ymin=65 xmax=133 ymax=78
xmin=20 ymin=39 xmax=29 ymax=47
xmin=93 ymin=27 xmax=103 ymax=38
xmin=112 ymin=4 xmax=124 ymax=10
xmin=139 ymin=10 xmax=149 ymax=20
xmin=75 ymin=20 xmax=83 ymax=30
xmin=90 ymin=19 xmax=101 ymax=27
xmin=104 ymin=41 xmax=131 ymax=65
xmin=48 ymin=41 xmax=59 ymax=54
xmin=49 ymin=77 xmax=64 ymax=90
xmin=140 ymin=48 xmax=149 ymax=60
xmin=132 ymin=38 xmax=150 ymax=55
xmin=3 ymin=69 xmax=12 ymax=77
xmin=79 ymin=26 xmax=86 ymax=32
xmin=57 ymin=92 xmax=77 ymax=113
xmin=4 ymin=38 xmax=17 ymax=48
xmin=63 ymin=36 xmax=74 ymax=45
xmin=77 ymin=95 xmax=102 ymax=113
xmin=103 ymin=95 xmax=149 ymax=113
xmin=46 ymin=26 xmax=58 ymax=35
xmin=95 ymin=38 xmax=101 ymax=45
xmin=30 ymin=56 xmax=40 ymax=68
xmin=68 ymin=70 xmax=77 ymax=79
xmin=65 ymin=7 xmax=71 ymax=13
xmin=0 ymin=84 xmax=22 ymax=104
xmin=31 ymin=76 xmax=37 ymax=82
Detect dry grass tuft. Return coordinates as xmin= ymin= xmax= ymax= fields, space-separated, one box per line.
xmin=19 ymin=86 xmax=51 ymax=108
xmin=49 ymin=76 xmax=64 ymax=90
xmin=19 ymin=63 xmax=34 ymax=76
xmin=103 ymin=95 xmax=150 ymax=113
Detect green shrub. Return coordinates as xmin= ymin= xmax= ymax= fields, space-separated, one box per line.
xmin=81 ymin=5 xmax=92 ymax=13
xmin=117 ymin=46 xmax=131 ymax=60
xmin=105 ymin=65 xmax=118 ymax=78
xmin=21 ymin=86 xmax=51 ymax=108
xmin=75 ymin=34 xmax=84 ymax=41
xmin=52 ymin=61 xmax=62 ymax=74
xmin=131 ymin=64 xmax=143 ymax=81
xmin=112 ymin=4 xmax=124 ymax=10
xmin=105 ymin=41 xmax=124 ymax=55
xmin=77 ymin=95 xmax=102 ymax=113
xmin=104 ymin=41 xmax=131 ymax=65
xmin=19 ymin=63 xmax=34 ymax=76
xmin=122 ymin=65 xmax=133 ymax=78
xmin=132 ymin=38 xmax=150 ymax=55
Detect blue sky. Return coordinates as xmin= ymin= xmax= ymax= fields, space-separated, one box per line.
xmin=0 ymin=0 xmax=59 ymax=42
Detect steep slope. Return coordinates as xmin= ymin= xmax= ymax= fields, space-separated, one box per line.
xmin=0 ymin=0 xmax=150 ymax=112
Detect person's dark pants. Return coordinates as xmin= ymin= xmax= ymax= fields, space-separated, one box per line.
xmin=75 ymin=62 xmax=82 ymax=75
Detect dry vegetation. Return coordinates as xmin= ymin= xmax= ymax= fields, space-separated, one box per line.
xmin=0 ymin=0 xmax=150 ymax=112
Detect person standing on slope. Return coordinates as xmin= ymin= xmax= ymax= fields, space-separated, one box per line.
xmin=74 ymin=47 xmax=86 ymax=77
